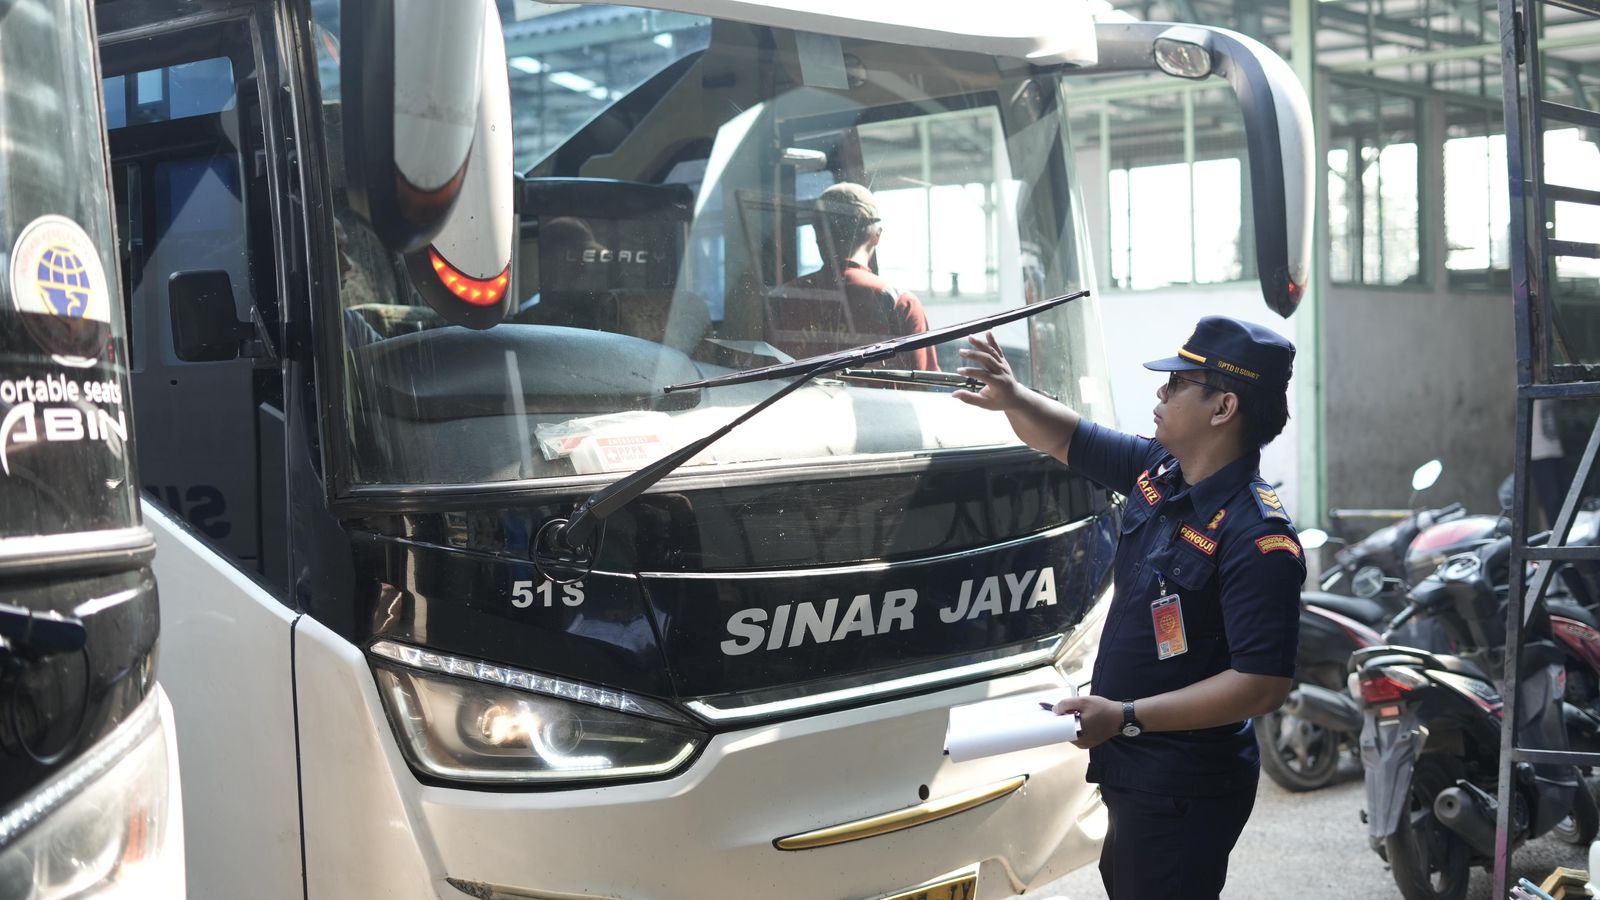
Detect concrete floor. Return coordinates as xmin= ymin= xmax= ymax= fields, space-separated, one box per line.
xmin=1035 ymin=756 xmax=1590 ymax=899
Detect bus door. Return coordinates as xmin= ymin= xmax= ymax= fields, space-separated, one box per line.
xmin=98 ymin=4 xmax=303 ymax=894
xmin=102 ymin=17 xmax=287 ymax=585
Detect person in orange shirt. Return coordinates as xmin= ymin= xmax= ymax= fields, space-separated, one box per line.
xmin=767 ymin=182 xmax=939 ymax=372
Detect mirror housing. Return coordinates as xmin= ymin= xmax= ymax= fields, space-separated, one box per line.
xmin=341 ymin=0 xmax=487 ymax=253
xmin=1299 ymin=528 xmax=1329 ymax=551
xmin=169 ymin=270 xmax=263 ymax=362
xmin=1411 ymin=459 xmax=1444 ymax=493
xmin=400 ymin=1 xmax=516 ymax=330
xmin=1077 ymin=22 xmax=1313 ymax=318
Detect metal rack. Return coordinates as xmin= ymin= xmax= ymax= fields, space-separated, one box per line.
xmin=1494 ymin=0 xmax=1600 ymax=893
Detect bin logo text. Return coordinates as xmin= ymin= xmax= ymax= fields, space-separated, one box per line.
xmin=0 ymin=371 xmax=126 ymax=476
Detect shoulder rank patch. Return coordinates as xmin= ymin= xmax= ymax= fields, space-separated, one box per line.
xmin=1207 ymin=509 xmax=1227 ymax=530
xmin=1256 ymin=534 xmax=1302 ymax=557
xmin=1136 ymin=469 xmax=1162 ymax=506
xmin=1252 ymin=484 xmax=1290 ymax=521
xmin=1178 ymin=524 xmax=1218 ymax=555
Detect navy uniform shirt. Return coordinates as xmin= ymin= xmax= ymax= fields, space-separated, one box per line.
xmin=1069 ymin=422 xmax=1304 ymax=797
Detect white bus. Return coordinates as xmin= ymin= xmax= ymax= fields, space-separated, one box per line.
xmin=98 ymin=0 xmax=1309 ymax=896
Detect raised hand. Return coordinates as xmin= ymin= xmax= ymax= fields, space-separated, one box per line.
xmin=952 ymin=331 xmax=1020 ymax=410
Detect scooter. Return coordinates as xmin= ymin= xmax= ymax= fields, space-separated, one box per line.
xmin=1254 ymin=593 xmax=1387 ymax=791
xmin=1258 ymin=509 xmax=1600 ymax=793
xmin=1315 ymin=460 xmax=1501 ymax=599
xmin=1257 ymin=574 xmax=1467 ymax=793
xmin=1352 ymin=543 xmax=1600 ymax=900
xmin=1256 ymin=463 xmax=1504 ymax=792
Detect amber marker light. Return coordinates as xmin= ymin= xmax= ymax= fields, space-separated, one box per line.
xmin=429 ymin=246 xmax=510 ymax=306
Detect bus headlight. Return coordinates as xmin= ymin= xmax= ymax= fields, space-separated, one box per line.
xmin=0 ymin=692 xmax=177 ymax=900
xmin=370 ymin=641 xmax=705 ymax=785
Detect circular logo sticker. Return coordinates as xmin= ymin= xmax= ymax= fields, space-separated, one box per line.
xmin=8 ymin=215 xmax=111 ymax=359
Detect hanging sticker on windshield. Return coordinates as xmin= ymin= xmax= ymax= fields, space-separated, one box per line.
xmin=8 ymin=215 xmax=112 ymax=361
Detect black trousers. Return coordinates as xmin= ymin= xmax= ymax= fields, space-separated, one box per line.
xmin=1097 ymin=778 xmax=1258 ymax=900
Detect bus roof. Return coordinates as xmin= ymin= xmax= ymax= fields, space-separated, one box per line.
xmin=566 ymin=0 xmax=1100 ymax=67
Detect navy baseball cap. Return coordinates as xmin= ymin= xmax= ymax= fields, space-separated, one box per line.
xmin=1144 ymin=316 xmax=1295 ymax=393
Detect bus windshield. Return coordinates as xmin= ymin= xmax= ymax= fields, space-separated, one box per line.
xmin=323 ymin=3 xmax=1110 ymax=488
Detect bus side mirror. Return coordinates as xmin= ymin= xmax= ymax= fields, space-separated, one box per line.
xmin=1078 ymin=23 xmax=1313 ymax=318
xmin=398 ymin=3 xmax=517 ymax=330
xmin=169 ymin=270 xmax=264 ymax=362
xmin=341 ymin=0 xmax=488 ymax=254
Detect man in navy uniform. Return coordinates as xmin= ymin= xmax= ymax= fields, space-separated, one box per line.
xmin=954 ymin=316 xmax=1303 ymax=899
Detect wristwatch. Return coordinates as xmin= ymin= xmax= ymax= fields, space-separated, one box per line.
xmin=1120 ymin=701 xmax=1143 ymax=738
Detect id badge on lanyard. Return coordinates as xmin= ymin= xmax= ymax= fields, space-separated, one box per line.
xmin=1152 ymin=576 xmax=1188 ymax=660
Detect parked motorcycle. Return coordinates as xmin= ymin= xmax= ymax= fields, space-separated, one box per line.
xmin=1257 ymin=510 xmax=1600 ymax=793
xmin=1353 ymin=539 xmax=1600 ymax=900
xmin=1256 ymin=461 xmax=1505 ymax=792
xmin=1316 ymin=461 xmax=1505 ymax=599
xmin=1254 ymin=591 xmax=1386 ymax=791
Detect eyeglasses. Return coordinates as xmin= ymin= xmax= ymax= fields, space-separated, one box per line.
xmin=1162 ymin=372 xmax=1213 ymax=395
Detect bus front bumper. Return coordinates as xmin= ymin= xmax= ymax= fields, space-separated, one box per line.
xmin=295 ymin=614 xmax=1103 ymax=900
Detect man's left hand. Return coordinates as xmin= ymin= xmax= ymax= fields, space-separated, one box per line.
xmin=1050 ymin=694 xmax=1122 ymax=749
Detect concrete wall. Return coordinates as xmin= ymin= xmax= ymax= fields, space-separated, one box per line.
xmin=1092 ymin=283 xmax=1515 ymax=532
xmin=1321 ymin=285 xmax=1516 ymax=518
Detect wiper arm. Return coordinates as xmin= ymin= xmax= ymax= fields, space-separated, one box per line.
xmin=549 ymin=358 xmax=833 ymax=559
xmin=550 ymin=290 xmax=1089 ymax=558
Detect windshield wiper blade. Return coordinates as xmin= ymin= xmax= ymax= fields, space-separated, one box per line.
xmin=834 ymin=368 xmax=1061 ymax=401
xmin=662 ymin=290 xmax=1090 ymax=393
xmin=554 ymin=290 xmax=1089 ymax=552
xmin=834 ymin=368 xmax=984 ymax=391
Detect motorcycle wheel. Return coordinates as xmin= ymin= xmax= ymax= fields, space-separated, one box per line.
xmin=1254 ymin=709 xmax=1342 ymax=792
xmin=1385 ymin=761 xmax=1471 ymax=900
xmin=1550 ymin=781 xmax=1599 ymax=845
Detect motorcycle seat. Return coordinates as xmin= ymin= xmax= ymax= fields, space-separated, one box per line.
xmin=1301 ymin=591 xmax=1389 ymax=626
xmin=1549 ymin=599 xmax=1600 ymax=629
xmin=1431 ymin=654 xmax=1491 ymax=682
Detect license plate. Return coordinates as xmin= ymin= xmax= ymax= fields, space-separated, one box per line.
xmin=880 ymin=873 xmax=978 ymax=900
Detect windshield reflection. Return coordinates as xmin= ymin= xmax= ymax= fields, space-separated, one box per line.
xmin=325 ymin=4 xmax=1107 ymax=489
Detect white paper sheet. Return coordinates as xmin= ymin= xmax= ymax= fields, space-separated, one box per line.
xmin=944 ymin=687 xmax=1080 ymax=763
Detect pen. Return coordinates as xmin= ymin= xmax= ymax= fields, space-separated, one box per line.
xmin=1039 ymin=701 xmax=1055 ymax=711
